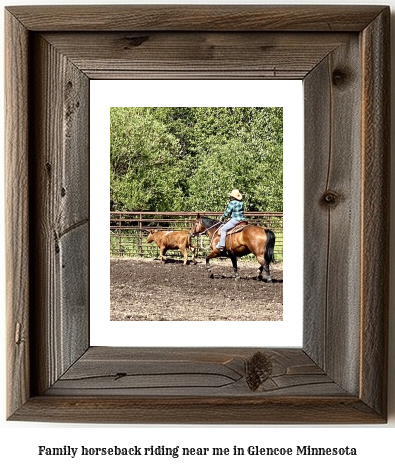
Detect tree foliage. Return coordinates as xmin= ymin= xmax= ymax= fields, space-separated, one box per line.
xmin=110 ymin=107 xmax=283 ymax=212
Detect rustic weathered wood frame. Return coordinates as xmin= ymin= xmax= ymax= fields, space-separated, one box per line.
xmin=5 ymin=5 xmax=389 ymax=423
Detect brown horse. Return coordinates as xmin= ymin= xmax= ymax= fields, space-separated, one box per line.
xmin=190 ymin=215 xmax=275 ymax=282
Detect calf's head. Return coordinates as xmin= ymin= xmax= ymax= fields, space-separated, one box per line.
xmin=146 ymin=229 xmax=158 ymax=243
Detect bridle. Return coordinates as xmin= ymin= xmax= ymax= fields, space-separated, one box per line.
xmin=191 ymin=219 xmax=222 ymax=236
xmin=191 ymin=219 xmax=222 ymax=250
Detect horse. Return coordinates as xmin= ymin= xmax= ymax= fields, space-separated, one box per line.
xmin=190 ymin=215 xmax=275 ymax=282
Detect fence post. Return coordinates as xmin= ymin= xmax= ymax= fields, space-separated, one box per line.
xmin=138 ymin=213 xmax=143 ymax=257
xmin=118 ymin=213 xmax=122 ymax=256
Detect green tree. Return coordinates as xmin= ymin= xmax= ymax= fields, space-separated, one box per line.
xmin=110 ymin=107 xmax=283 ymax=212
xmin=110 ymin=107 xmax=186 ymax=211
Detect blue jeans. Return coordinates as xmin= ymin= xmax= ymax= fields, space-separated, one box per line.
xmin=219 ymin=218 xmax=239 ymax=247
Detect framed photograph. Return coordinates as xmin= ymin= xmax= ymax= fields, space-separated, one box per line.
xmin=91 ymin=80 xmax=303 ymax=345
xmin=5 ymin=5 xmax=389 ymax=423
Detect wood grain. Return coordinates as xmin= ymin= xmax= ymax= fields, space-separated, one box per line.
xmin=43 ymin=32 xmax=351 ymax=80
xmin=11 ymin=347 xmax=385 ymax=423
xmin=6 ymin=5 xmax=386 ymax=32
xmin=29 ymin=35 xmax=90 ymax=395
xmin=46 ymin=348 xmax=344 ymax=397
xmin=5 ymin=10 xmax=30 ymax=419
xmin=10 ymin=396 xmax=384 ymax=425
xmin=5 ymin=5 xmax=389 ymax=424
xmin=360 ymin=9 xmax=390 ymax=418
xmin=304 ymin=35 xmax=362 ymax=395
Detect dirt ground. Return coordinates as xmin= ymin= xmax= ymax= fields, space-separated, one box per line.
xmin=110 ymin=257 xmax=283 ymax=321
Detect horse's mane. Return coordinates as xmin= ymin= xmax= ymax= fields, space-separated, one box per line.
xmin=200 ymin=217 xmax=220 ymax=229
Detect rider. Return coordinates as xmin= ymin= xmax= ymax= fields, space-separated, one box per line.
xmin=216 ymin=189 xmax=246 ymax=252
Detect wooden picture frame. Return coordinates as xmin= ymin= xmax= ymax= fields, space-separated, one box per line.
xmin=5 ymin=5 xmax=389 ymax=424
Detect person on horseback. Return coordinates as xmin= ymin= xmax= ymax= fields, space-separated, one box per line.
xmin=216 ymin=189 xmax=246 ymax=252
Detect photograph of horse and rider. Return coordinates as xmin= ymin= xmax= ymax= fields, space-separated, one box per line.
xmin=110 ymin=107 xmax=283 ymax=321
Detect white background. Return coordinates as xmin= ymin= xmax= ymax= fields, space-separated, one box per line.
xmin=1 ymin=0 xmax=394 ymax=469
xmin=90 ymin=79 xmax=303 ymax=347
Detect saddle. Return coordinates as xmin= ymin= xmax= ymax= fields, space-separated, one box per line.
xmin=224 ymin=221 xmax=248 ymax=236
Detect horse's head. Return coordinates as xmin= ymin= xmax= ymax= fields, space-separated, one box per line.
xmin=189 ymin=215 xmax=205 ymax=237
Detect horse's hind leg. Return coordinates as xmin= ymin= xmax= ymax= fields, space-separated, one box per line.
xmin=257 ymin=255 xmax=272 ymax=282
xmin=257 ymin=263 xmax=264 ymax=280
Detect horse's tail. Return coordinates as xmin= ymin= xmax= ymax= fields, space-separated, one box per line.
xmin=264 ymin=229 xmax=275 ymax=265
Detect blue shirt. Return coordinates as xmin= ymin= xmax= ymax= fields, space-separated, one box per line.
xmin=222 ymin=200 xmax=246 ymax=221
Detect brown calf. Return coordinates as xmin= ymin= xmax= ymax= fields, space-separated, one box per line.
xmin=146 ymin=230 xmax=196 ymax=265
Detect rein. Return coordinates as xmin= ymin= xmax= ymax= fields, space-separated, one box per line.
xmin=199 ymin=234 xmax=208 ymax=250
xmin=193 ymin=220 xmax=222 ymax=251
xmin=208 ymin=226 xmax=221 ymax=247
xmin=198 ymin=220 xmax=222 ymax=236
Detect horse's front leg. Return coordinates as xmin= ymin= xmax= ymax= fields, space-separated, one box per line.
xmin=229 ymin=254 xmax=239 ymax=279
xmin=206 ymin=250 xmax=218 ymax=278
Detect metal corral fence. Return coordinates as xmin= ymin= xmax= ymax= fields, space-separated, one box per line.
xmin=110 ymin=211 xmax=283 ymax=262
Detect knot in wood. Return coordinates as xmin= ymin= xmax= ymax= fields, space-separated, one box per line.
xmin=321 ymin=190 xmax=340 ymax=207
xmin=123 ymin=35 xmax=149 ymax=49
xmin=246 ymin=351 xmax=273 ymax=391
xmin=332 ymin=68 xmax=348 ymax=87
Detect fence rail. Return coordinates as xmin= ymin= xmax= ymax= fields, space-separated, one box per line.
xmin=110 ymin=211 xmax=283 ymax=261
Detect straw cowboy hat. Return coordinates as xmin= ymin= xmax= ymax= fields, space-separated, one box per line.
xmin=228 ymin=189 xmax=243 ymax=200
